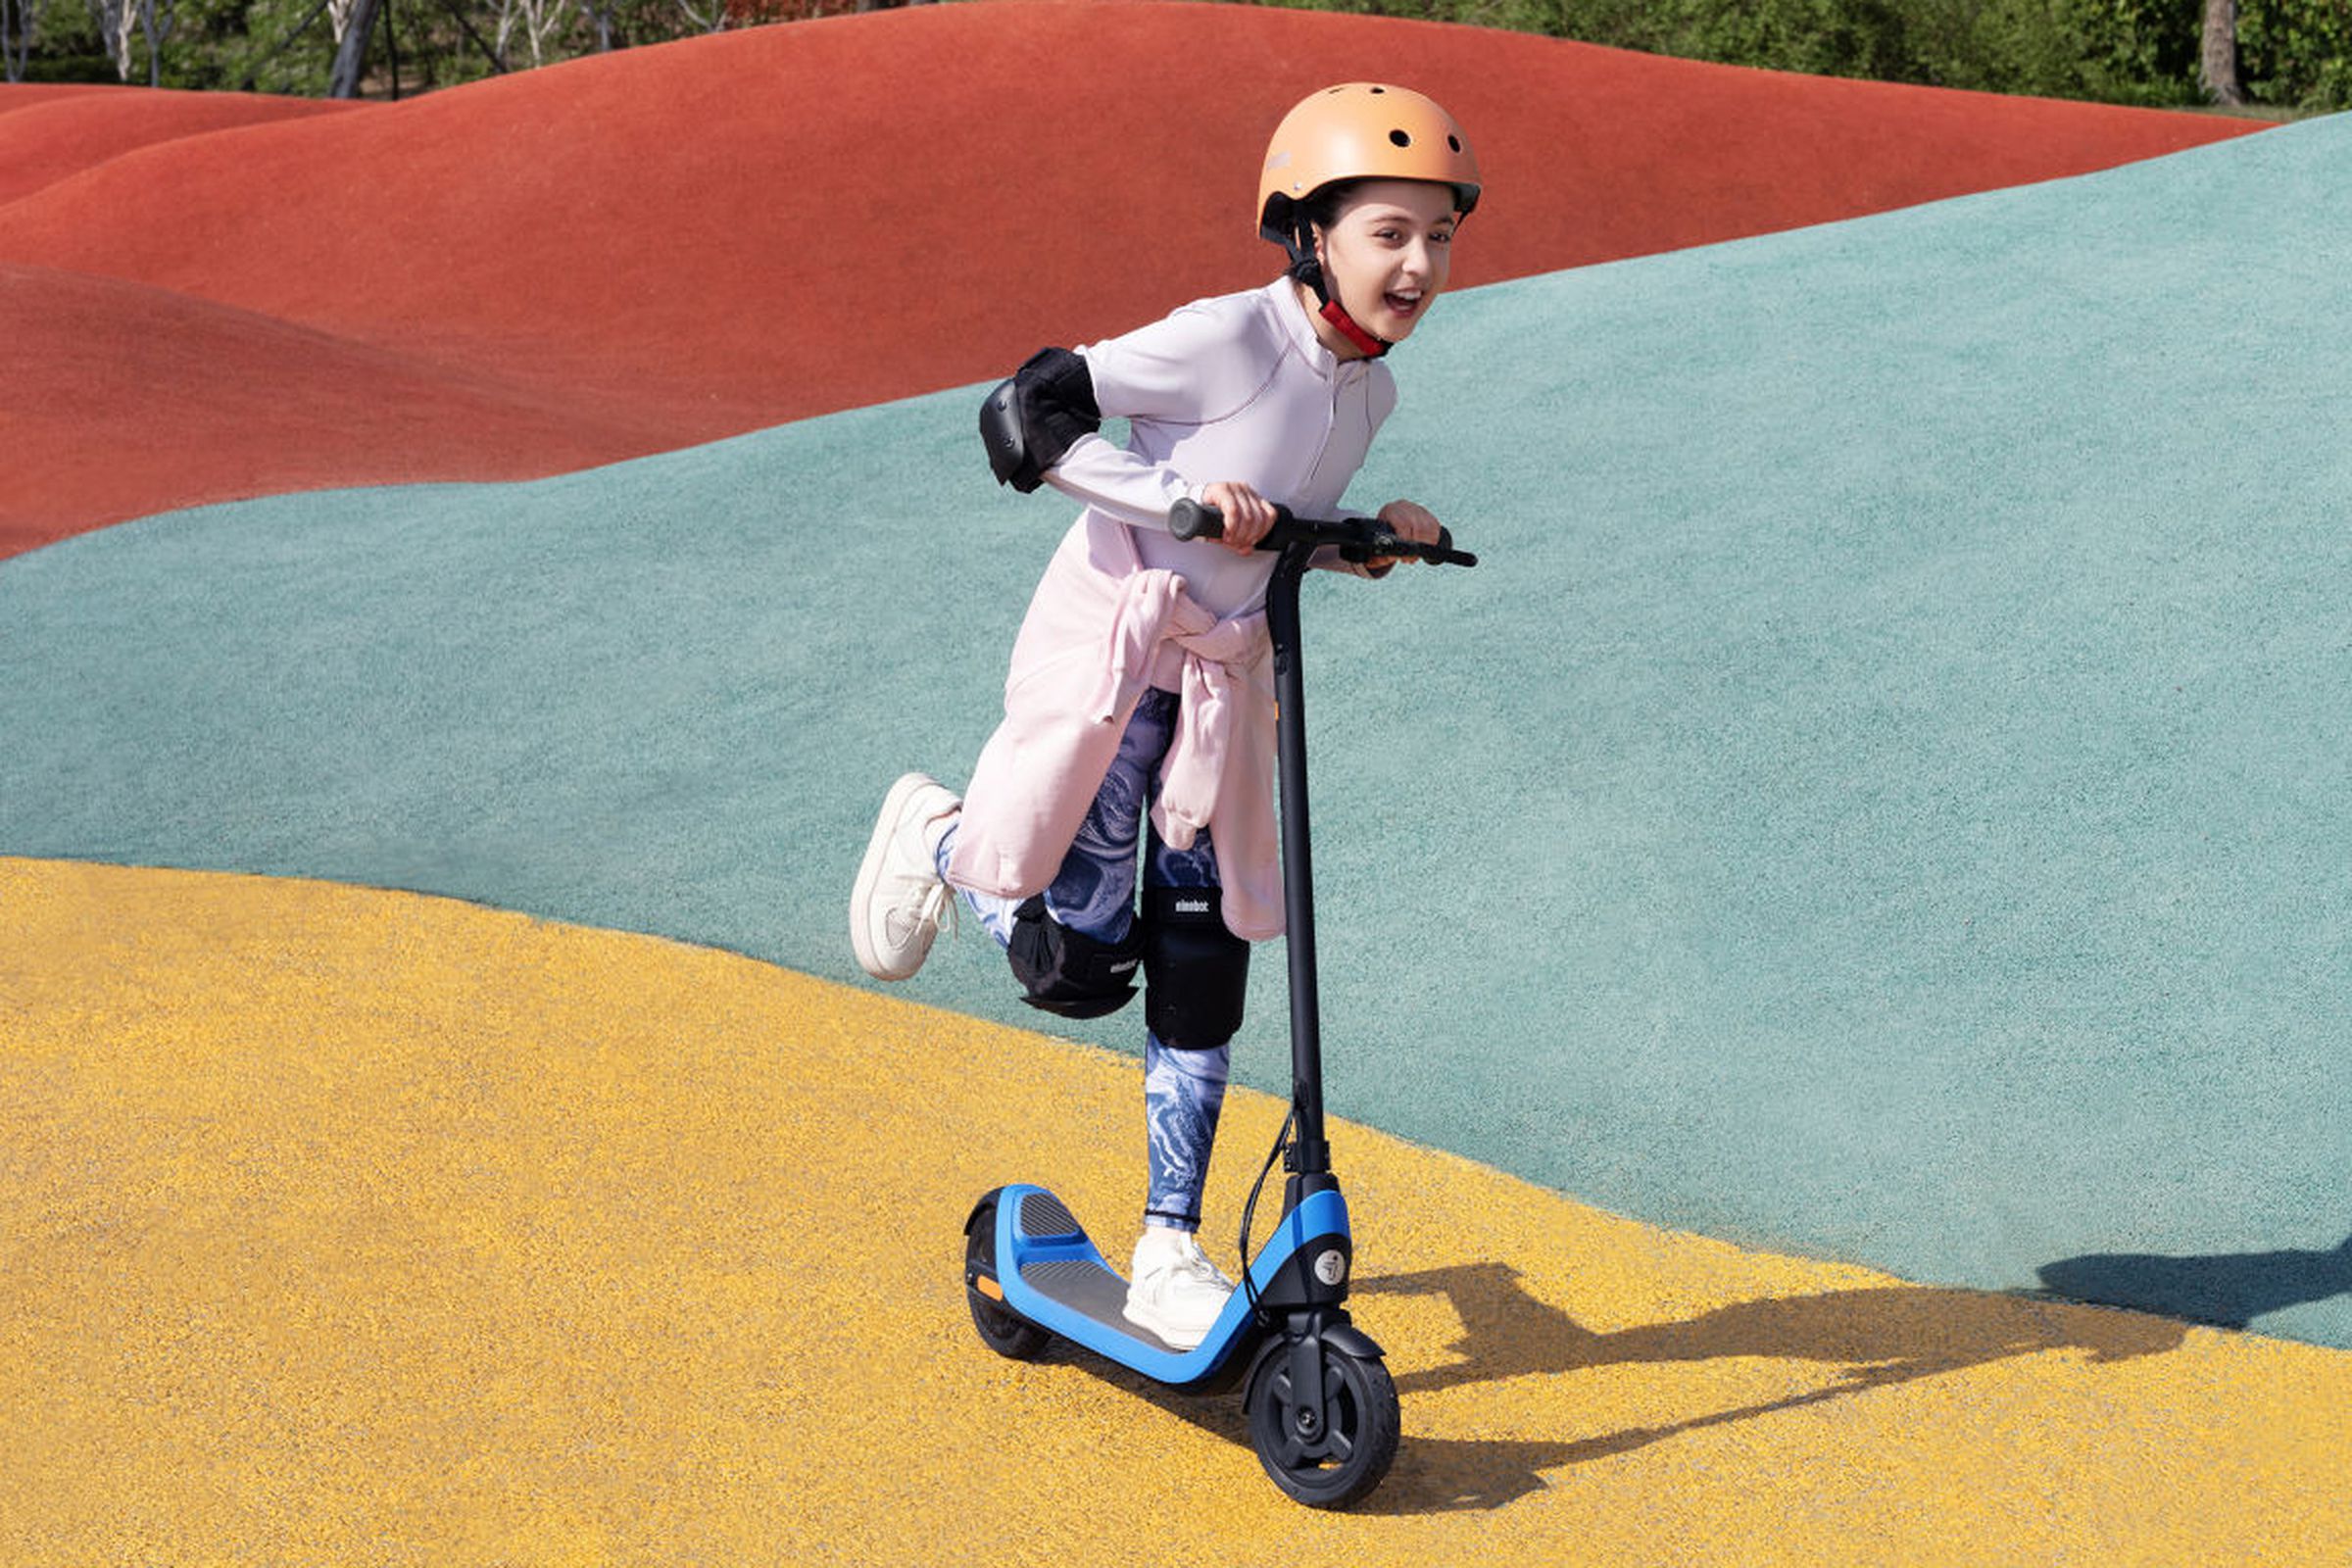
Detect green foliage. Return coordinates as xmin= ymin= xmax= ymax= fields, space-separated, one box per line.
xmin=1249 ymin=0 xmax=2333 ymax=110
xmin=2240 ymin=0 xmax=2352 ymax=108
xmin=3 ymin=0 xmax=2341 ymax=109
xmin=171 ymin=0 xmax=329 ymax=93
xmin=15 ymin=2 xmax=116 ymax=83
xmin=1620 ymin=0 xmax=1917 ymax=82
xmin=1937 ymin=0 xmax=2206 ymax=106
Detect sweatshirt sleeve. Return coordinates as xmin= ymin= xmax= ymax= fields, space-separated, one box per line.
xmin=1039 ymin=294 xmax=1277 ymax=531
xmin=1041 ymin=433 xmax=1200 ymax=530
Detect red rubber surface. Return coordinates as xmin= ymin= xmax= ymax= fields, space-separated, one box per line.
xmin=0 ymin=0 xmax=2263 ymax=556
xmin=0 ymin=86 xmax=365 ymax=204
xmin=4 ymin=261 xmax=670 ymax=514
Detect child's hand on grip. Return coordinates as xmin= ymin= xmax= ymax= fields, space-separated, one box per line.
xmin=1200 ymin=481 xmax=1281 ymax=556
xmin=1372 ymin=499 xmax=1443 ymax=569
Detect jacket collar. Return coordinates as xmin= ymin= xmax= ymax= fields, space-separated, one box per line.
xmin=1266 ymin=276 xmax=1369 ymax=381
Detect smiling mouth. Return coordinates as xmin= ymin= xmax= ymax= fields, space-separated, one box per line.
xmin=1384 ymin=290 xmax=1424 ymax=318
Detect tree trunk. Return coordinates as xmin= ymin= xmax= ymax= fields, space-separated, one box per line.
xmin=327 ymin=0 xmax=377 ymax=96
xmin=2 ymin=0 xmax=40 ymax=81
xmin=137 ymin=0 xmax=159 ymax=84
xmin=437 ymin=0 xmax=505 ymax=71
xmin=2201 ymin=0 xmax=2244 ymax=106
xmin=104 ymin=0 xmax=137 ymax=79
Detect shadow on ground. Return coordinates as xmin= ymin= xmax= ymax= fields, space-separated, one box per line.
xmin=1354 ymin=1264 xmax=2189 ymax=1513
xmin=1075 ymin=1262 xmax=2192 ymax=1516
xmin=2033 ymin=1234 xmax=2352 ymax=1331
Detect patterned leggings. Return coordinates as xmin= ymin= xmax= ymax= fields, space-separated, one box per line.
xmin=938 ymin=687 xmax=1233 ymax=1234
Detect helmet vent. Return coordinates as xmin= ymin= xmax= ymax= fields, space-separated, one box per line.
xmin=1447 ymin=134 xmax=1462 ymax=152
xmin=1389 ymin=128 xmax=1412 ymax=147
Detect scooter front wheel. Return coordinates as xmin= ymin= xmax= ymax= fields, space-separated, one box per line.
xmin=963 ymin=1191 xmax=1051 ymax=1361
xmin=1243 ymin=1335 xmax=1400 ymax=1508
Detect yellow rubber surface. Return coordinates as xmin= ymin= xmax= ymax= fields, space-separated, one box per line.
xmin=6 ymin=857 xmax=2346 ymax=1563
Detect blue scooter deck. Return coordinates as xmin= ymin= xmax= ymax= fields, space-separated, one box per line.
xmin=993 ymin=1182 xmax=1352 ymax=1388
xmin=1010 ymin=1190 xmax=1189 ymax=1354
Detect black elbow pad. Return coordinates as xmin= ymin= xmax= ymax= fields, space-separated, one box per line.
xmin=979 ymin=347 xmax=1102 ymax=493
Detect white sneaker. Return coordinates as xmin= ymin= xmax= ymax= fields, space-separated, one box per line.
xmin=849 ymin=772 xmax=961 ymax=981
xmin=1122 ymin=1227 xmax=1236 ymax=1350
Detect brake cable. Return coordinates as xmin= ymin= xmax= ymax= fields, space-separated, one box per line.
xmin=1238 ymin=1099 xmax=1298 ymax=1326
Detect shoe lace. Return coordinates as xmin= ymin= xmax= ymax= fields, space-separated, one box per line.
xmin=887 ymin=878 xmax=956 ymax=947
xmin=1172 ymin=1237 xmax=1234 ymax=1292
xmin=922 ymin=878 xmax=957 ymax=943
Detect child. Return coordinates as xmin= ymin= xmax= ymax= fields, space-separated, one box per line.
xmin=851 ymin=83 xmax=1480 ymax=1350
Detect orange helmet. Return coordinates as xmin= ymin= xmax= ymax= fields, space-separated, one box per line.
xmin=1257 ymin=82 xmax=1481 ymax=249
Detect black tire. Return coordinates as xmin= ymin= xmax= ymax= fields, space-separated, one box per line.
xmin=1243 ymin=1335 xmax=1400 ymax=1509
xmin=964 ymin=1193 xmax=1051 ymax=1361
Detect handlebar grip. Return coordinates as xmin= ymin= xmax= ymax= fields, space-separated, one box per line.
xmin=1168 ymin=498 xmax=1298 ymax=544
xmin=1428 ymin=528 xmax=1479 ymax=568
xmin=1167 ymin=498 xmax=1477 ymax=566
xmin=1168 ymin=497 xmax=1221 ymax=542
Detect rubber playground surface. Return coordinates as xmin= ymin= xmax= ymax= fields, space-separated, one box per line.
xmin=0 ymin=1 xmax=2257 ymax=555
xmin=6 ymin=4 xmax=2350 ymax=1558
xmin=8 ymin=858 xmax=2346 ymax=1562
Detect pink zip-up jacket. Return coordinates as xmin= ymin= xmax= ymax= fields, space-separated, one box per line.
xmin=946 ymin=278 xmax=1396 ymax=941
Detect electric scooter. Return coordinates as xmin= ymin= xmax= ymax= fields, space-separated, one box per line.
xmin=961 ymin=498 xmax=1478 ymax=1509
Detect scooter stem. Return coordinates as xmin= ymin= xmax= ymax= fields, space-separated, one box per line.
xmin=1266 ymin=542 xmax=1333 ymax=1191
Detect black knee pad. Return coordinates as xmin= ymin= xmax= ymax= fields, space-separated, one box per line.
xmin=1006 ymin=895 xmax=1143 ymax=1020
xmin=1143 ymin=887 xmax=1250 ymax=1050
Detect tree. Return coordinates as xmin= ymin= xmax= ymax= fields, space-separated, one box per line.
xmin=490 ymin=0 xmax=569 ymax=67
xmin=86 ymin=0 xmax=172 ymax=84
xmin=2 ymin=0 xmax=46 ymax=80
xmin=325 ymin=0 xmax=375 ymax=92
xmin=2201 ymin=0 xmax=2245 ymax=103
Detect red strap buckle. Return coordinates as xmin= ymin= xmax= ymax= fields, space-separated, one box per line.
xmin=1319 ymin=299 xmax=1390 ymax=359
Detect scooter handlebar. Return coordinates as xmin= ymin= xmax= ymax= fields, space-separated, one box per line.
xmin=1168 ymin=498 xmax=1478 ymax=568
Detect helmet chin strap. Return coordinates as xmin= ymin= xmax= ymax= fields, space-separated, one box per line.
xmin=1318 ymin=295 xmax=1392 ymax=360
xmin=1287 ymin=243 xmax=1392 ymax=360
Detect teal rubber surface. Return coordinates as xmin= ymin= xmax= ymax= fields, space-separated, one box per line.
xmin=6 ymin=115 xmax=2348 ymax=1344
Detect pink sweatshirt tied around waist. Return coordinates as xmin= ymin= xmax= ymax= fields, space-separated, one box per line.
xmin=945 ymin=514 xmax=1283 ymax=941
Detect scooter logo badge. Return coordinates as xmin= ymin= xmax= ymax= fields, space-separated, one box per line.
xmin=1314 ymin=1249 xmax=1348 ymax=1287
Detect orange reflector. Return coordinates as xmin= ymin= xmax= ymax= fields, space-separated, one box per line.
xmin=975 ymin=1274 xmax=1004 ymax=1302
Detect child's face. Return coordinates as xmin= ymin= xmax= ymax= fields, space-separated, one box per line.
xmin=1315 ymin=179 xmax=1460 ymax=347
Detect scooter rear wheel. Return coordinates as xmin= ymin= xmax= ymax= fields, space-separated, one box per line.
xmin=963 ymin=1192 xmax=1051 ymax=1361
xmin=1243 ymin=1336 xmax=1400 ymax=1508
